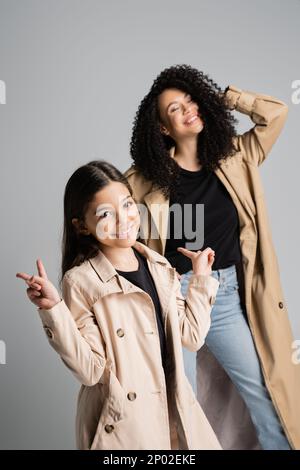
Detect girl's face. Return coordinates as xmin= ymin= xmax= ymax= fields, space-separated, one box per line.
xmin=73 ymin=182 xmax=140 ymax=249
xmin=158 ymin=88 xmax=204 ymax=142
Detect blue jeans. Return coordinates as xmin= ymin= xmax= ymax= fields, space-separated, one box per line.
xmin=180 ymin=264 xmax=291 ymax=450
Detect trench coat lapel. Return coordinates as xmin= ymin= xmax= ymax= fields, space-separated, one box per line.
xmin=133 ymin=241 xmax=177 ymax=326
xmin=144 ymin=189 xmax=170 ymax=255
xmin=215 ymin=156 xmax=257 ymax=226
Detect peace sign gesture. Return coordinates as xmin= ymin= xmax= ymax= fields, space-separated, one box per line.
xmin=177 ymin=246 xmax=215 ymax=276
xmin=16 ymin=259 xmax=61 ymax=310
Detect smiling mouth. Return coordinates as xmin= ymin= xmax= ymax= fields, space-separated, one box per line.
xmin=184 ymin=114 xmax=200 ymax=125
xmin=115 ymin=223 xmax=137 ymax=238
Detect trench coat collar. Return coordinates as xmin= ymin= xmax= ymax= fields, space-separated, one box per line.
xmin=88 ymin=240 xmax=172 ymax=295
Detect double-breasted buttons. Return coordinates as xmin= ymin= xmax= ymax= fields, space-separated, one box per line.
xmin=117 ymin=328 xmax=125 ymax=337
xmin=104 ymin=424 xmax=114 ymax=433
xmin=44 ymin=326 xmax=54 ymax=339
xmin=279 ymin=302 xmax=284 ymax=309
xmin=127 ymin=392 xmax=137 ymax=401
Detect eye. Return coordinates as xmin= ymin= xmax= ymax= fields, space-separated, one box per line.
xmin=124 ymin=200 xmax=133 ymax=208
xmin=170 ymin=106 xmax=179 ymax=113
xmin=98 ymin=210 xmax=111 ymax=219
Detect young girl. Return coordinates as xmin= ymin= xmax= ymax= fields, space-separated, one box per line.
xmin=16 ymin=160 xmax=221 ymax=450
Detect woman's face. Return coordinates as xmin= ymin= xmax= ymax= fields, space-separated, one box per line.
xmin=72 ymin=181 xmax=140 ymax=249
xmin=158 ymin=88 xmax=204 ymax=142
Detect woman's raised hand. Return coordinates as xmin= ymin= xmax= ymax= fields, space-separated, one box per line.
xmin=16 ymin=259 xmax=61 ymax=310
xmin=177 ymin=247 xmax=215 ymax=276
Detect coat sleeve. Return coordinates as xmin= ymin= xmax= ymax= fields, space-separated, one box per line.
xmin=174 ymin=271 xmax=220 ymax=352
xmin=224 ymin=85 xmax=289 ymax=166
xmin=37 ymin=274 xmax=106 ymax=386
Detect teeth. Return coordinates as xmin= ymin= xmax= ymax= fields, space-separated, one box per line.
xmin=186 ymin=115 xmax=198 ymax=124
xmin=117 ymin=224 xmax=135 ymax=236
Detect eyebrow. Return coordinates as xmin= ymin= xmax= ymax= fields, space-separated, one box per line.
xmin=166 ymin=92 xmax=189 ymax=112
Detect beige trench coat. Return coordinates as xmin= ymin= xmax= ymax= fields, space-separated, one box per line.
xmin=37 ymin=241 xmax=221 ymax=450
xmin=124 ymin=85 xmax=300 ymax=450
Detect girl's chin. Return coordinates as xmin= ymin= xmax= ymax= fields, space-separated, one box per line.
xmin=114 ymin=236 xmax=136 ymax=242
xmin=108 ymin=236 xmax=137 ymax=245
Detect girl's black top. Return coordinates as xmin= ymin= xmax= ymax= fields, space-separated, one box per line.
xmin=116 ymin=247 xmax=167 ymax=369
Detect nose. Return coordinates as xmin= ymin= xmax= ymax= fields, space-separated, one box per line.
xmin=184 ymin=101 xmax=197 ymax=115
xmin=116 ymin=210 xmax=132 ymax=230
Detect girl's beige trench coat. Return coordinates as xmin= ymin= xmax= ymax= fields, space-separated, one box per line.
xmin=124 ymin=85 xmax=300 ymax=450
xmin=38 ymin=241 xmax=222 ymax=450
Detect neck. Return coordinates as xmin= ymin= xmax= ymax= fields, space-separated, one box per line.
xmin=100 ymin=244 xmax=138 ymax=271
xmin=173 ymin=136 xmax=201 ymax=171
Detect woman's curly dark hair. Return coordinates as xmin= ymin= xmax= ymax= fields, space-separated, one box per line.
xmin=130 ymin=64 xmax=238 ymax=199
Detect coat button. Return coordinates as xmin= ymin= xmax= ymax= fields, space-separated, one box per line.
xmin=209 ymin=295 xmax=216 ymax=306
xmin=278 ymin=302 xmax=284 ymax=309
xmin=104 ymin=424 xmax=114 ymax=433
xmin=117 ymin=328 xmax=125 ymax=337
xmin=44 ymin=327 xmax=53 ymax=339
xmin=127 ymin=392 xmax=137 ymax=401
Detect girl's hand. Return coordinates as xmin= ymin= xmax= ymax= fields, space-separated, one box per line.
xmin=177 ymin=247 xmax=215 ymax=276
xmin=16 ymin=259 xmax=61 ymax=310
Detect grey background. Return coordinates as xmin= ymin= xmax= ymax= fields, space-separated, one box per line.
xmin=0 ymin=0 xmax=299 ymax=450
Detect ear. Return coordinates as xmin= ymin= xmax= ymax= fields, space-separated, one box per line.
xmin=72 ymin=218 xmax=91 ymax=236
xmin=159 ymin=123 xmax=169 ymax=136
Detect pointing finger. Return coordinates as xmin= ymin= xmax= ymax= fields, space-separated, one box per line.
xmin=16 ymin=272 xmax=32 ymax=281
xmin=177 ymin=247 xmax=195 ymax=256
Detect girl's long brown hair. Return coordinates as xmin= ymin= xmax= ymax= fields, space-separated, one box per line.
xmin=60 ymin=160 xmax=132 ymax=287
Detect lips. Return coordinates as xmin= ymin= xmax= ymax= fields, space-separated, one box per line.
xmin=115 ymin=223 xmax=136 ymax=238
xmin=184 ymin=114 xmax=200 ymax=125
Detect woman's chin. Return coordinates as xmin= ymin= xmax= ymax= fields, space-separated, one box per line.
xmin=190 ymin=124 xmax=204 ymax=135
xmin=179 ymin=125 xmax=204 ymax=139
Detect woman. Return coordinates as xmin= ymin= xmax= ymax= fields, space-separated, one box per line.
xmin=124 ymin=64 xmax=300 ymax=449
xmin=16 ymin=160 xmax=221 ymax=450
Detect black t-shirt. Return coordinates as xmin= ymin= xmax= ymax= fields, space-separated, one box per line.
xmin=115 ymin=247 xmax=167 ymax=370
xmin=164 ymin=166 xmax=242 ymax=274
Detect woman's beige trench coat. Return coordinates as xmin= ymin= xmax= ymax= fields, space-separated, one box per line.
xmin=124 ymin=85 xmax=300 ymax=450
xmin=37 ymin=241 xmax=221 ymax=450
